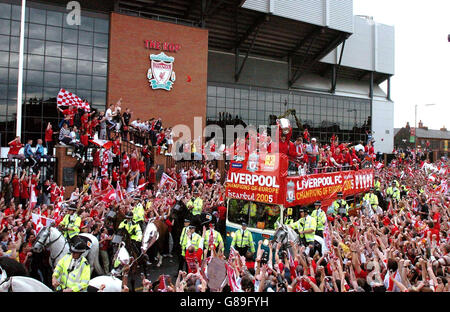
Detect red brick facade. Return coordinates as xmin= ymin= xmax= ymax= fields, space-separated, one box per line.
xmin=108 ymin=13 xmax=208 ymax=133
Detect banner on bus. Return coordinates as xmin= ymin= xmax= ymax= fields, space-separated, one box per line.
xmin=225 ymin=153 xmax=287 ymax=205
xmin=285 ymin=169 xmax=374 ymax=207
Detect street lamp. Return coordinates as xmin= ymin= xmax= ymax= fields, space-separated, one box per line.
xmin=414 ymin=103 xmax=436 ymax=149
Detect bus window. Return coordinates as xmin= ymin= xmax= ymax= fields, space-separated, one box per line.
xmin=227 ymin=199 xmax=242 ymax=224
xmin=227 ymin=200 xmax=281 ymax=230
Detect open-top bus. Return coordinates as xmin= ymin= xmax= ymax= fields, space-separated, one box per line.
xmin=224 ymin=151 xmax=375 ymax=252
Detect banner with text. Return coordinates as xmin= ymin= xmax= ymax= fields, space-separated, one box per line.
xmin=285 ymin=169 xmax=374 ymax=207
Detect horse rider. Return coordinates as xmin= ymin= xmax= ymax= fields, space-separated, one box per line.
xmin=386 ymin=181 xmax=401 ymax=203
xmin=311 ymin=201 xmax=326 ymax=237
xmin=59 ymin=204 xmax=81 ymax=244
xmin=230 ymin=221 xmax=255 ymax=256
xmin=264 ymin=204 xmax=280 ymax=229
xmin=186 ymin=190 xmax=203 ymax=227
xmin=52 ymin=236 xmax=91 ymax=292
xmin=132 ymin=199 xmax=146 ymax=230
xmin=203 ymin=215 xmax=224 ymax=258
xmin=177 ymin=218 xmax=191 ymax=272
xmin=363 ymin=188 xmax=379 ymax=212
xmin=400 ymin=183 xmax=409 ymax=199
xmin=241 ymin=201 xmax=257 ymax=227
xmin=331 ymin=192 xmax=349 ymax=219
xmin=181 ymin=225 xmax=203 ymax=263
xmin=118 ymin=211 xmax=143 ymax=257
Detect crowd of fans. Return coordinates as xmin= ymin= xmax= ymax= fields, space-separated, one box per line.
xmin=0 ymin=99 xmax=449 ymax=293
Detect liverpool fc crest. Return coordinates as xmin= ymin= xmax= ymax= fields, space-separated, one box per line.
xmin=147 ymin=52 xmax=176 ymax=91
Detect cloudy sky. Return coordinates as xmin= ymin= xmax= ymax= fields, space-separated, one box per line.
xmin=354 ymin=0 xmax=450 ymax=130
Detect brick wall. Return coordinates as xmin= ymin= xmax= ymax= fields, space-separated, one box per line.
xmin=108 ymin=13 xmax=209 ymax=135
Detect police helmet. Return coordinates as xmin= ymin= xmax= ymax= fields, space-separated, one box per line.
xmin=70 ymin=237 xmax=87 ymax=253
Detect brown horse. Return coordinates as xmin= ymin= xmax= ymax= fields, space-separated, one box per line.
xmin=143 ymin=218 xmax=170 ymax=267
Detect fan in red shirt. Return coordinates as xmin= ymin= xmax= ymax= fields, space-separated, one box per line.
xmin=185 ymin=245 xmax=203 ymax=274
xmin=44 ymin=123 xmax=54 ymax=156
xmin=12 ymin=174 xmax=21 ymax=203
xmin=58 ymin=105 xmax=77 ymax=127
xmin=7 ymin=137 xmax=25 ymax=162
xmin=148 ymin=166 xmax=156 ymax=190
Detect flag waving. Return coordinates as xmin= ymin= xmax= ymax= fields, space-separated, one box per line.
xmin=57 ymin=88 xmax=90 ymax=112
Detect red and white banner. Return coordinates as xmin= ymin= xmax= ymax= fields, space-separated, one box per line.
xmin=159 ymin=173 xmax=176 ymax=189
xmin=57 ymin=88 xmax=90 ymax=112
xmin=102 ymin=188 xmax=116 ymax=204
xmin=90 ymin=138 xmax=113 ymax=149
xmin=32 ymin=213 xmax=55 ymax=234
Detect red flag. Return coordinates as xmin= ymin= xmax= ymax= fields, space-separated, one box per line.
xmin=57 ymin=88 xmax=90 ymax=112
xmin=102 ymin=188 xmax=116 ymax=204
xmin=187 ymin=75 xmax=192 ymax=82
xmin=115 ymin=183 xmax=124 ymax=202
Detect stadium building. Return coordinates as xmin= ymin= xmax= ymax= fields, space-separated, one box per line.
xmin=0 ymin=0 xmax=395 ymax=154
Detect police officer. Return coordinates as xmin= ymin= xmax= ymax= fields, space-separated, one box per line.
xmin=296 ymin=208 xmax=316 ymax=249
xmin=203 ymin=215 xmax=224 ymax=258
xmin=400 ymin=184 xmax=409 ymax=199
xmin=363 ymin=188 xmax=379 ymax=212
xmin=332 ymin=192 xmax=349 ymax=219
xmin=181 ymin=225 xmax=203 ymax=260
xmin=241 ymin=201 xmax=257 ymax=227
xmin=385 ymin=181 xmax=394 ymax=199
xmin=392 ymin=183 xmax=401 ymax=202
xmin=231 ymin=222 xmax=255 ymax=256
xmin=290 ymin=208 xmax=306 ymax=246
xmin=374 ymin=176 xmax=381 ymax=192
xmin=118 ymin=211 xmax=143 ymax=257
xmin=132 ymin=199 xmax=146 ymax=230
xmin=59 ymin=204 xmax=81 ymax=243
xmin=187 ymin=190 xmax=203 ymax=226
xmin=177 ymin=218 xmax=191 ymax=272
xmin=284 ymin=206 xmax=296 ymax=226
xmin=311 ymin=201 xmax=326 ymax=237
xmin=52 ymin=236 xmax=91 ymax=292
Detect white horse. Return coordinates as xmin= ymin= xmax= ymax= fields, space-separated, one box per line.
xmin=273 ymin=222 xmax=329 ymax=256
xmin=0 ymin=266 xmax=52 ymax=292
xmin=31 ymin=226 xmax=104 ymax=275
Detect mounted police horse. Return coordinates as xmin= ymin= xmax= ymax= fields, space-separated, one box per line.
xmin=0 ymin=265 xmax=53 ymax=292
xmin=31 ymin=226 xmax=104 ymax=276
xmin=272 ymin=222 xmax=328 ymax=257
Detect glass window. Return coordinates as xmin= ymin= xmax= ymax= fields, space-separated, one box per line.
xmin=225 ymin=97 xmax=234 ymax=109
xmin=0 ymin=3 xmax=11 ymax=19
xmin=80 ymin=16 xmax=94 ymax=31
xmin=0 ymin=84 xmax=7 ymax=99
xmin=26 ymin=70 xmax=43 ymax=86
xmin=240 ymin=99 xmax=248 ymax=109
xmin=93 ymin=32 xmax=108 ymax=48
xmin=9 ymin=36 xmax=19 ymax=52
xmin=265 ymin=101 xmax=272 ymax=111
xmin=241 ymin=88 xmax=249 ymax=99
xmin=216 ymin=97 xmax=225 ymax=108
xmin=28 ymin=23 xmax=45 ymax=40
xmin=47 ymin=11 xmax=63 ymax=27
xmin=0 ymin=67 xmax=8 ymax=84
xmin=249 ymin=100 xmax=256 ymax=110
xmin=44 ymin=72 xmax=60 ymax=87
xmin=8 ymin=68 xmax=17 ymax=84
xmin=11 ymin=5 xmax=28 ymax=21
xmin=78 ymin=45 xmax=92 ymax=60
xmin=207 ymin=86 xmax=216 ymax=96
xmin=27 ymin=54 xmax=44 ymax=70
xmin=92 ymin=76 xmax=106 ymax=91
xmin=62 ymin=43 xmax=77 ymax=58
xmin=92 ymin=91 xmax=106 ymax=106
xmin=216 ymin=87 xmax=225 ymax=97
xmin=75 ymin=89 xmax=91 ymax=102
xmin=206 ymin=106 xmax=215 ymax=118
xmin=61 ymin=73 xmax=76 ymax=89
xmin=77 ymin=75 xmax=91 ymax=89
xmin=0 ymin=19 xmax=10 ymax=35
xmin=78 ymin=30 xmax=93 ymax=45
xmin=249 ymin=110 xmax=256 ymax=120
xmin=61 ymin=58 xmax=76 ymax=73
xmin=7 ymin=84 xmax=17 ymax=100
xmin=43 ymin=87 xmax=60 ymax=101
xmin=29 ymin=8 xmax=46 ymax=24
xmin=24 ymin=85 xmax=43 ymax=99
xmin=94 ymin=18 xmax=109 ymax=33
xmin=45 ymin=41 xmax=61 ymax=57
xmin=225 ymin=88 xmax=234 ymax=98
xmin=92 ymin=61 xmax=107 ymax=76
xmin=45 ymin=56 xmax=61 ymax=72
xmin=63 ymin=28 xmax=78 ymax=43
xmin=46 ymin=25 xmax=62 ymax=41
xmin=207 ymin=96 xmax=216 ymax=106
xmin=0 ymin=51 xmax=9 ymax=66
xmin=93 ymin=47 xmax=107 ymax=62
xmin=77 ymin=59 xmax=92 ymax=75
xmin=28 ymin=39 xmax=45 ymax=55
xmin=0 ymin=35 xmax=9 ymax=51
xmin=10 ymin=20 xmax=21 ymax=36
xmin=249 ymin=89 xmax=257 ymax=100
